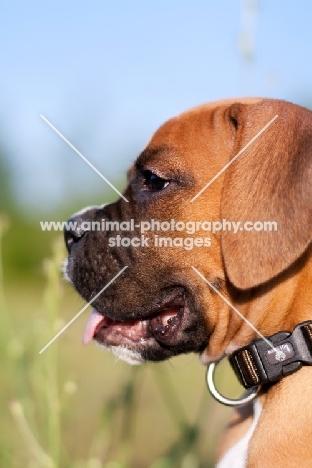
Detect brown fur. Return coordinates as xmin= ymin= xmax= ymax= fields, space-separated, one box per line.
xmin=147 ymin=98 xmax=312 ymax=465
xmin=67 ymin=97 xmax=312 ymax=465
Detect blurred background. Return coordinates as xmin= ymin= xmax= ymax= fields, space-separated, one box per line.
xmin=1 ymin=1 xmax=312 ymax=466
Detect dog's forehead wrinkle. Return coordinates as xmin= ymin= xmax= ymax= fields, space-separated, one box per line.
xmin=207 ymin=276 xmax=226 ymax=292
xmin=136 ymin=145 xmax=174 ymax=168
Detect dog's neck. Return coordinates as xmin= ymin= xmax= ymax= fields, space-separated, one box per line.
xmin=215 ymin=245 xmax=312 ymax=467
xmin=203 ymin=245 xmax=312 ymax=364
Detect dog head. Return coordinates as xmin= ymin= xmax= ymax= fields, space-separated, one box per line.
xmin=64 ymin=98 xmax=312 ymax=364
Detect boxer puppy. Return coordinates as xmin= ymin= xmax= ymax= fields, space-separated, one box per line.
xmin=64 ymin=98 xmax=312 ymax=467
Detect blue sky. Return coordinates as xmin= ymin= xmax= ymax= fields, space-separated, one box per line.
xmin=1 ymin=0 xmax=312 ymax=213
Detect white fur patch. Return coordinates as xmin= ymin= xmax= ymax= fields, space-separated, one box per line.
xmin=216 ymin=399 xmax=262 ymax=468
xmin=61 ymin=258 xmax=72 ymax=283
xmin=97 ymin=343 xmax=144 ymax=365
xmin=224 ymin=342 xmax=241 ymax=355
xmin=200 ymin=352 xmax=224 ymax=365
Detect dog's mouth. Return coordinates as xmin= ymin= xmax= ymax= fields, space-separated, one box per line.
xmin=83 ymin=296 xmax=185 ymax=348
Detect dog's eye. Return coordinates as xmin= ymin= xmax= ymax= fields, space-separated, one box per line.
xmin=142 ymin=170 xmax=170 ymax=191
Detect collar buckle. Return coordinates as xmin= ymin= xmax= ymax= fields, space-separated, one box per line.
xmin=229 ymin=320 xmax=312 ymax=389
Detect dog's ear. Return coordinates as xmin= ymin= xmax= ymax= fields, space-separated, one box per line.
xmin=221 ymin=99 xmax=312 ymax=289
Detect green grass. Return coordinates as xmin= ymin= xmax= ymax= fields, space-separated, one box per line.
xmin=0 ymin=218 xmax=243 ymax=468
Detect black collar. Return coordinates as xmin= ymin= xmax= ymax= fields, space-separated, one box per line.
xmin=229 ymin=320 xmax=312 ymax=389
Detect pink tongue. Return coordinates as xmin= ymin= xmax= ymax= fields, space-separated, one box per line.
xmin=83 ymin=310 xmax=106 ymax=345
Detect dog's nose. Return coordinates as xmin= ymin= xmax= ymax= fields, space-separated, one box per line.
xmin=64 ymin=215 xmax=89 ymax=253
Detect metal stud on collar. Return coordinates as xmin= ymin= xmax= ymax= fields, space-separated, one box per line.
xmin=206 ymin=358 xmax=260 ymax=407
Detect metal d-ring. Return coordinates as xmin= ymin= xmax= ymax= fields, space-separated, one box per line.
xmin=206 ymin=359 xmax=260 ymax=407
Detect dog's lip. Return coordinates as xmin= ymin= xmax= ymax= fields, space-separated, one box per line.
xmin=82 ymin=310 xmax=151 ymax=345
xmin=82 ymin=296 xmax=185 ymax=347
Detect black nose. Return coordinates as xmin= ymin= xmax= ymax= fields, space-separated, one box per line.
xmin=64 ymin=215 xmax=89 ymax=253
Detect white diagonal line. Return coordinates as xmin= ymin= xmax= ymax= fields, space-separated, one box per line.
xmin=191 ymin=266 xmax=275 ymax=350
xmin=39 ymin=266 xmax=128 ymax=354
xmin=190 ymin=114 xmax=278 ymax=203
xmin=40 ymin=114 xmax=129 ymax=203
